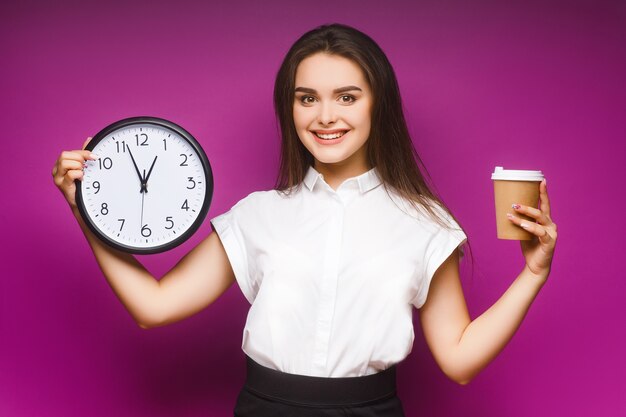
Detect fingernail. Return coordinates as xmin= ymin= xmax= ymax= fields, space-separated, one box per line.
xmin=512 ymin=204 xmax=521 ymax=210
xmin=506 ymin=213 xmax=513 ymax=218
xmin=90 ymin=153 xmax=99 ymax=160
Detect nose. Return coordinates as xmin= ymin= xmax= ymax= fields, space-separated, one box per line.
xmin=317 ymin=101 xmax=336 ymax=125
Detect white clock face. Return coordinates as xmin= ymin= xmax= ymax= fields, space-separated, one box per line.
xmin=80 ymin=122 xmax=210 ymax=252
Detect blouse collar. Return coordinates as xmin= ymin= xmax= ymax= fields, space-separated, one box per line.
xmin=303 ymin=165 xmax=382 ymax=194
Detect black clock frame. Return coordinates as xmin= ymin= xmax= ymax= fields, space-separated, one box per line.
xmin=75 ymin=116 xmax=214 ymax=254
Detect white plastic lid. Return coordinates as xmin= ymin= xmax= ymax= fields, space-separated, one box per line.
xmin=491 ymin=166 xmax=544 ymax=181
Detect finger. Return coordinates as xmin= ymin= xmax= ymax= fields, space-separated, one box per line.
xmin=62 ymin=169 xmax=84 ymax=187
xmin=55 ymin=159 xmax=84 ymax=179
xmin=55 ymin=165 xmax=83 ymax=188
xmin=539 ymin=179 xmax=551 ymax=219
xmin=507 ymin=213 xmax=553 ymax=243
xmin=512 ymin=203 xmax=550 ymax=225
xmin=82 ymin=136 xmax=93 ymax=150
xmin=60 ymin=150 xmax=95 ymax=163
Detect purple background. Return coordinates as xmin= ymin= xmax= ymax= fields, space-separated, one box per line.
xmin=2 ymin=0 xmax=625 ymax=416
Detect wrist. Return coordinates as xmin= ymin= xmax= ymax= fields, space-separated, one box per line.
xmin=71 ymin=205 xmax=83 ymax=221
xmin=522 ymin=264 xmax=549 ymax=288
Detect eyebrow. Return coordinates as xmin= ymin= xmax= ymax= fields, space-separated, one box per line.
xmin=294 ymin=85 xmax=363 ymax=94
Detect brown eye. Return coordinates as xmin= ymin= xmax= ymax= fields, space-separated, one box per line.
xmin=339 ymin=95 xmax=356 ymax=104
xmin=299 ymin=95 xmax=316 ymax=104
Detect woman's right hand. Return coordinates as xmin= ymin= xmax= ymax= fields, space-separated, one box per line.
xmin=52 ymin=137 xmax=98 ymax=210
xmin=51 ymin=140 xmax=236 ymax=329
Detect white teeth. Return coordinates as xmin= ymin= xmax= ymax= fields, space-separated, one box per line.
xmin=315 ymin=131 xmax=346 ymax=140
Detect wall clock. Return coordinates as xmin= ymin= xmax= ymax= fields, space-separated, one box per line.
xmin=76 ymin=116 xmax=213 ymax=254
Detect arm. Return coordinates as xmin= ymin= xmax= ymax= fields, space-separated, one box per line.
xmin=419 ymin=179 xmax=557 ymax=385
xmin=53 ymin=140 xmax=235 ymax=330
xmin=419 ymin=250 xmax=545 ymax=385
xmin=73 ymin=206 xmax=235 ymax=329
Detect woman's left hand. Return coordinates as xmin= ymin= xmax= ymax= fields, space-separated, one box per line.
xmin=507 ymin=179 xmax=558 ymax=281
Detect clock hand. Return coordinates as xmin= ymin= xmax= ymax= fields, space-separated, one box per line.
xmin=141 ymin=168 xmax=147 ymax=194
xmin=140 ymin=189 xmax=145 ymax=230
xmin=126 ymin=144 xmax=145 ymax=193
xmin=142 ymin=155 xmax=158 ymax=193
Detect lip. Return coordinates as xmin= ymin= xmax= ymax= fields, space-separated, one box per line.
xmin=312 ymin=129 xmax=349 ymax=135
xmin=310 ymin=129 xmax=349 ymax=145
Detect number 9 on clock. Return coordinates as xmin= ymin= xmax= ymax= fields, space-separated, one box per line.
xmin=76 ymin=116 xmax=214 ymax=254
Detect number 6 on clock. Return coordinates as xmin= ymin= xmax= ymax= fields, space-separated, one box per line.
xmin=76 ymin=116 xmax=214 ymax=254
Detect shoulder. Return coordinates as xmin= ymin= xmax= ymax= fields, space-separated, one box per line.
xmin=384 ymin=187 xmax=460 ymax=230
xmin=229 ymin=188 xmax=293 ymax=216
xmin=232 ymin=189 xmax=272 ymax=208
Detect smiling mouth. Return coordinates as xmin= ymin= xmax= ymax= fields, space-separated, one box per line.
xmin=312 ymin=130 xmax=349 ymax=140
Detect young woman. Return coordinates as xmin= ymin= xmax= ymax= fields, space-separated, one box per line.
xmin=52 ymin=23 xmax=558 ymax=417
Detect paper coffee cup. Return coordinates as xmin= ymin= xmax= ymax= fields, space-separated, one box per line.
xmin=492 ymin=166 xmax=544 ymax=240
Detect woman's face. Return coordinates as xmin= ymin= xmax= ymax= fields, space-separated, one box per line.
xmin=293 ymin=53 xmax=373 ymax=173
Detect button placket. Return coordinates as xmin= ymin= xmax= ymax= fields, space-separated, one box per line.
xmin=312 ymin=198 xmax=345 ymax=372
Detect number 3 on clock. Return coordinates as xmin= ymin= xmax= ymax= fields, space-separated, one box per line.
xmin=76 ymin=116 xmax=214 ymax=254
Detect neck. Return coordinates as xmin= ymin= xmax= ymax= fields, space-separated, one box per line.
xmin=314 ymin=160 xmax=372 ymax=191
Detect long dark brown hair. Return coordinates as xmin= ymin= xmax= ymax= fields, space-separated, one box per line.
xmin=273 ymin=23 xmax=473 ymax=265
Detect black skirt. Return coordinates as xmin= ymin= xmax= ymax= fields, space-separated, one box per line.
xmin=234 ymin=355 xmax=406 ymax=417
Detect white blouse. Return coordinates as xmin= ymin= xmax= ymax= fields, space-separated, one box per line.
xmin=210 ymin=166 xmax=467 ymax=377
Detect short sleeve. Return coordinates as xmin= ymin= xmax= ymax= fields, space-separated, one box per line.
xmin=210 ymin=195 xmax=259 ymax=305
xmin=411 ymin=210 xmax=468 ymax=309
